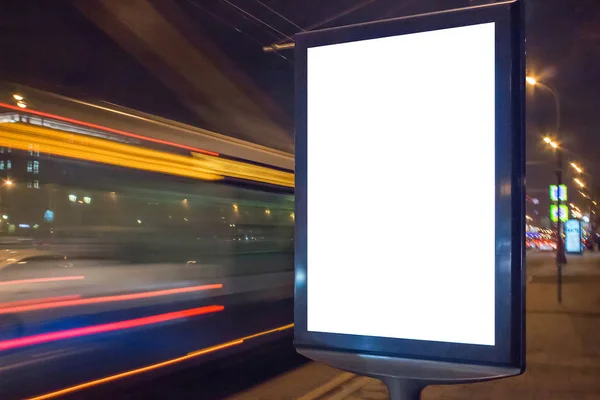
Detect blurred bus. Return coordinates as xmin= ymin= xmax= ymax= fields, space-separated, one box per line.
xmin=0 ymin=85 xmax=295 ymax=399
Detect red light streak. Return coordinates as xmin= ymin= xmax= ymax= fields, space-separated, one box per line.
xmin=0 ymin=276 xmax=85 ymax=286
xmin=0 ymin=305 xmax=224 ymax=351
xmin=0 ymin=102 xmax=219 ymax=157
xmin=0 ymin=295 xmax=81 ymax=310
xmin=0 ymin=284 xmax=223 ymax=314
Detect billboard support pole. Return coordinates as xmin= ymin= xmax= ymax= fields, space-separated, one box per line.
xmin=384 ymin=378 xmax=424 ymax=400
xmin=299 ymin=348 xmax=522 ymax=400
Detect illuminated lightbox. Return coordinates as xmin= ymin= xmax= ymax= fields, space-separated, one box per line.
xmin=306 ymin=23 xmax=496 ymax=346
xmin=295 ymin=1 xmax=525 ymax=372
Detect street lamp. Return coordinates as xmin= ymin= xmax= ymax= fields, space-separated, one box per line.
xmin=543 ymin=137 xmax=559 ymax=149
xmin=529 ymin=75 xmax=565 ymax=302
xmin=570 ymin=163 xmax=583 ymax=173
xmin=574 ymin=178 xmax=585 ymax=188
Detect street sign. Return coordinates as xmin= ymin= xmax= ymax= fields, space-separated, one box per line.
xmin=550 ymin=204 xmax=569 ymax=223
xmin=549 ymin=184 xmax=567 ymax=202
xmin=565 ymin=219 xmax=583 ymax=254
xmin=294 ymin=1 xmax=525 ymax=398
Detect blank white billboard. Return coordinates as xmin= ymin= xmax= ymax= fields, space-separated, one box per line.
xmin=306 ymin=22 xmax=496 ymax=346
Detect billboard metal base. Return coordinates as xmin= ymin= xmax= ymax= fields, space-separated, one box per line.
xmin=384 ymin=379 xmax=424 ymax=399
xmin=299 ymin=348 xmax=521 ymax=400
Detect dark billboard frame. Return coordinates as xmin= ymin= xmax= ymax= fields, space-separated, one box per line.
xmin=294 ymin=0 xmax=525 ymax=374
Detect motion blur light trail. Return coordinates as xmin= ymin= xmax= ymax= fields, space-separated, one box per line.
xmin=0 ymin=276 xmax=85 ymax=286
xmin=0 ymin=295 xmax=82 ymax=310
xmin=0 ymin=123 xmax=223 ymax=182
xmin=0 ymin=101 xmax=220 ymax=157
xmin=27 ymin=323 xmax=294 ymax=400
xmin=0 ymin=305 xmax=224 ymax=351
xmin=0 ymin=122 xmax=294 ymax=187
xmin=0 ymin=284 xmax=223 ymax=314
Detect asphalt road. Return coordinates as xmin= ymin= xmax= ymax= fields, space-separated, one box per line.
xmin=0 ymin=251 xmax=294 ymax=399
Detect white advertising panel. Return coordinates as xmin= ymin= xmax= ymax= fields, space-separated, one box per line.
xmin=565 ymin=219 xmax=582 ymax=253
xmin=306 ymin=23 xmax=496 ymax=345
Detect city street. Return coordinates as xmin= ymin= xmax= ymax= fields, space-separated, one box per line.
xmin=225 ymin=252 xmax=600 ymax=399
xmin=2 ymin=1 xmax=600 ymax=399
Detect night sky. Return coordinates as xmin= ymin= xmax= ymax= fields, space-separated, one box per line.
xmin=1 ymin=0 xmax=600 ymax=219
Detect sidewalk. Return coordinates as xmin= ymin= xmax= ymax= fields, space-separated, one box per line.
xmin=229 ymin=253 xmax=600 ymax=399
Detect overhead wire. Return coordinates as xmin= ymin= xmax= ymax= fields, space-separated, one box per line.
xmin=304 ymin=0 xmax=379 ymax=31
xmin=219 ymin=0 xmax=294 ymax=41
xmin=380 ymin=0 xmax=419 ymax=19
xmin=252 ymin=0 xmax=304 ymax=31
xmin=217 ymin=0 xmax=282 ymax=41
xmin=267 ymin=0 xmax=380 ymax=49
xmin=186 ymin=0 xmax=290 ymax=61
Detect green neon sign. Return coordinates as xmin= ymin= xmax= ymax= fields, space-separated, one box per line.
xmin=550 ymin=204 xmax=569 ymax=222
xmin=549 ymin=184 xmax=567 ymax=202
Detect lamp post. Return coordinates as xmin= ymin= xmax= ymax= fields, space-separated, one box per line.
xmin=528 ymin=76 xmax=565 ymax=302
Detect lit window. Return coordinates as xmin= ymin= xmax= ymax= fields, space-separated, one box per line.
xmin=7 ymin=160 xmax=11 ymax=170
xmin=26 ymin=181 xmax=32 ymax=189
xmin=33 ymin=160 xmax=39 ymax=174
xmin=27 ymin=161 xmax=33 ymax=172
xmin=7 ymin=148 xmax=11 ymax=153
xmin=33 ymin=180 xmax=39 ymax=189
xmin=83 ymin=196 xmax=91 ymax=204
xmin=0 ymin=148 xmax=3 ymax=153
xmin=68 ymin=194 xmax=77 ymax=202
xmin=0 ymin=161 xmax=4 ymax=170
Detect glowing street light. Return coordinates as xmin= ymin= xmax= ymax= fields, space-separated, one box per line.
xmin=526 ymin=76 xmax=537 ymax=85
xmin=4 ymin=180 xmax=13 ymax=186
xmin=570 ymin=162 xmax=583 ymax=173
xmin=12 ymin=94 xmax=24 ymax=101
xmin=574 ymin=178 xmax=585 ymax=188
xmin=16 ymin=101 xmax=27 ymax=109
xmin=542 ymin=137 xmax=559 ymax=149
